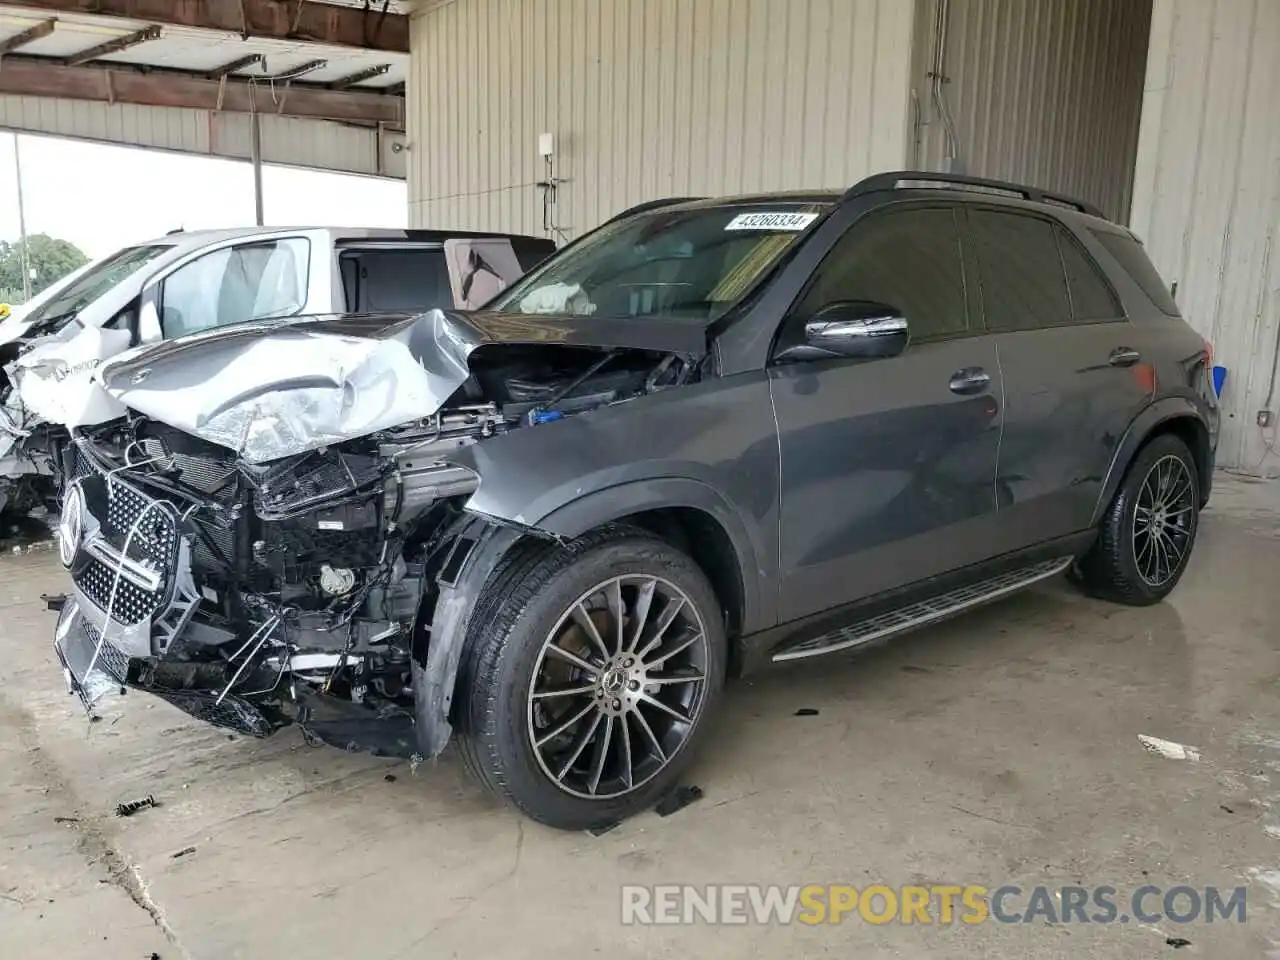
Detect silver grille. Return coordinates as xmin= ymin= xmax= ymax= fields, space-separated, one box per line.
xmin=77 ymin=557 xmax=164 ymax=626
xmin=80 ymin=619 xmax=131 ymax=683
xmin=69 ymin=446 xmax=179 ymax=625
xmin=102 ymin=479 xmax=178 ymax=565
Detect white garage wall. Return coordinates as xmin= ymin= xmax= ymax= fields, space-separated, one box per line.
xmin=910 ymin=0 xmax=1152 ymax=223
xmin=1130 ymin=0 xmax=1280 ymax=473
xmin=0 ymin=94 xmax=407 ymax=179
xmin=407 ymin=0 xmax=916 ymax=239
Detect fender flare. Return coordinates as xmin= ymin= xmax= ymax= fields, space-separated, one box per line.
xmin=535 ymin=476 xmax=767 ymax=631
xmin=1091 ymin=397 xmax=1210 ymax=527
xmin=412 ymin=478 xmax=769 ymax=758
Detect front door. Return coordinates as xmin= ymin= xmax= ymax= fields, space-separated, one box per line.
xmin=771 ymin=204 xmax=1003 ymax=624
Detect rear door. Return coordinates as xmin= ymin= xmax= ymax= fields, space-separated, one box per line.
xmin=771 ymin=203 xmax=1004 ymax=622
xmin=968 ymin=207 xmax=1151 ymax=552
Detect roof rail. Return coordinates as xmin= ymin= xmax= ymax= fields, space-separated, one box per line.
xmin=844 ymin=170 xmax=1106 ymax=219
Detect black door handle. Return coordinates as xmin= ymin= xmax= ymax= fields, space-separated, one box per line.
xmin=1109 ymin=347 xmax=1141 ymax=367
xmin=949 ymin=366 xmax=991 ymax=395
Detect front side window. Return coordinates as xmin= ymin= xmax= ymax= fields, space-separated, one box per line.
xmin=160 ymin=238 xmax=310 ymax=338
xmin=791 ymin=206 xmax=969 ymax=342
xmin=23 ymin=243 xmax=173 ymax=328
xmin=490 ymin=202 xmax=831 ymax=322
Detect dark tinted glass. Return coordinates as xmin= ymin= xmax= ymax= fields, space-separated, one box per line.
xmin=1056 ymin=226 xmax=1123 ymax=321
xmin=346 ymin=249 xmax=452 ymax=311
xmin=796 ymin=207 xmax=968 ymax=342
xmin=971 ymin=211 xmax=1070 ymax=332
xmin=1093 ymin=230 xmax=1181 ymax=316
xmin=493 ymin=202 xmax=831 ymax=322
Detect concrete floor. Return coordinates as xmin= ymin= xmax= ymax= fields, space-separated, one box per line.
xmin=2 ymin=475 xmax=1279 ymax=959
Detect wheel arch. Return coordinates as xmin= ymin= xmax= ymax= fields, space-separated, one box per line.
xmin=533 ymin=478 xmax=766 ymax=641
xmin=413 ymin=480 xmax=767 ymax=759
xmin=1092 ymin=399 xmax=1212 ymax=527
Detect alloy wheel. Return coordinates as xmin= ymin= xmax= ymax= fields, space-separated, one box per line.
xmin=1132 ymin=454 xmax=1196 ymax=587
xmin=527 ymin=574 xmax=710 ymax=800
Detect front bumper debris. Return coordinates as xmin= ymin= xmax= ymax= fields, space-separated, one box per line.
xmin=53 ymin=596 xmax=274 ymax=736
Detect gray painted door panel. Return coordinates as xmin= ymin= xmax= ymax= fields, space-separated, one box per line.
xmin=771 ymin=337 xmax=1003 ymax=623
xmin=991 ymin=324 xmax=1151 ymax=553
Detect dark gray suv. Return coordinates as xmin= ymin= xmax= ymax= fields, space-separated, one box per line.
xmin=52 ymin=172 xmax=1218 ymax=829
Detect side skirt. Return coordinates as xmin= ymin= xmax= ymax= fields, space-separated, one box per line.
xmin=774 ymin=556 xmax=1071 ymax=662
xmin=734 ymin=530 xmax=1096 ymax=674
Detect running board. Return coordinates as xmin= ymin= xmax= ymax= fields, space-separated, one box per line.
xmin=773 ymin=557 xmax=1073 ymax=662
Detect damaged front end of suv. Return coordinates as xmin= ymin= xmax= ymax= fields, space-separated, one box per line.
xmin=52 ymin=308 xmax=704 ymax=758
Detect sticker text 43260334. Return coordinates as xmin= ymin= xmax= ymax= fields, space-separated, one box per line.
xmin=724 ymin=212 xmax=819 ymax=232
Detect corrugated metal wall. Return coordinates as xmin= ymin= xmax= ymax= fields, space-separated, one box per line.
xmin=911 ymin=0 xmax=1151 ymax=222
xmin=1130 ymin=0 xmax=1280 ymax=473
xmin=0 ymin=95 xmax=407 ymax=179
xmin=407 ymin=0 xmax=916 ymax=238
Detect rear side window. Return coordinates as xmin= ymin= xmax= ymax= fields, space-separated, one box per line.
xmin=794 ymin=206 xmax=969 ymax=343
xmin=1092 ymin=230 xmax=1181 ymax=316
xmin=1056 ymin=226 xmax=1124 ymax=321
xmin=970 ymin=211 xmax=1071 ymax=331
xmin=342 ymin=248 xmax=451 ymax=312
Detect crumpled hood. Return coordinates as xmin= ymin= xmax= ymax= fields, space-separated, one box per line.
xmin=5 ymin=325 xmax=134 ymax=430
xmin=98 ymin=308 xmax=707 ymax=464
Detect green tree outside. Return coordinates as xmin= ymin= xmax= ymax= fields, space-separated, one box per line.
xmin=0 ymin=234 xmax=90 ymax=301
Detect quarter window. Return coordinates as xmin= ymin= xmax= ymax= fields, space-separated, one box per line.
xmin=160 ymin=238 xmax=310 ymax=338
xmin=793 ymin=207 xmax=969 ymax=343
xmin=1092 ymin=230 xmax=1181 ymax=316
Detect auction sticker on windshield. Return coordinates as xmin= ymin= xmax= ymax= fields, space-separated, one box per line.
xmin=724 ymin=212 xmax=819 ymax=231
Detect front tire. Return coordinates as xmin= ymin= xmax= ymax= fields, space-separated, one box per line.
xmin=1077 ymin=433 xmax=1200 ymax=605
xmin=455 ymin=525 xmax=726 ymax=830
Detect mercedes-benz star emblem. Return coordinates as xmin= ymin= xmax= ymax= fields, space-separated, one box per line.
xmin=58 ymin=484 xmax=85 ymax=568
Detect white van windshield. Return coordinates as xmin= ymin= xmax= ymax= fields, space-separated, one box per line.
xmin=23 ymin=243 xmax=173 ymax=328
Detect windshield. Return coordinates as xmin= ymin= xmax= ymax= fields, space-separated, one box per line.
xmin=491 ymin=202 xmax=831 ymax=321
xmin=23 ymin=243 xmax=173 ymax=328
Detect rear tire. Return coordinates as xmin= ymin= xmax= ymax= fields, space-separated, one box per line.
xmin=455 ymin=525 xmax=726 ymax=830
xmin=1077 ymin=433 xmax=1200 ymax=606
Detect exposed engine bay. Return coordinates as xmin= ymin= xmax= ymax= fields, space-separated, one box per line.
xmin=55 ymin=338 xmax=695 ymax=756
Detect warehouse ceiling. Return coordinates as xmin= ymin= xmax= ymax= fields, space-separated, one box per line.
xmin=0 ymin=0 xmax=409 ymax=125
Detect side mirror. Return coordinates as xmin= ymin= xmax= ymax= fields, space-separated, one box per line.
xmin=777 ymin=300 xmax=909 ymax=362
xmin=138 ymin=298 xmax=162 ymax=344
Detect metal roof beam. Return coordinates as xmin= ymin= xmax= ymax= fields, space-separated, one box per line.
xmin=329 ymin=63 xmax=392 ymax=89
xmin=0 ymin=0 xmax=409 ymax=53
xmin=0 ymin=56 xmax=404 ymax=124
xmin=205 ymin=53 xmax=264 ymax=79
xmin=60 ymin=23 xmax=160 ymax=65
xmin=261 ymin=58 xmax=326 ymax=82
xmin=0 ymin=17 xmax=56 ymax=55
